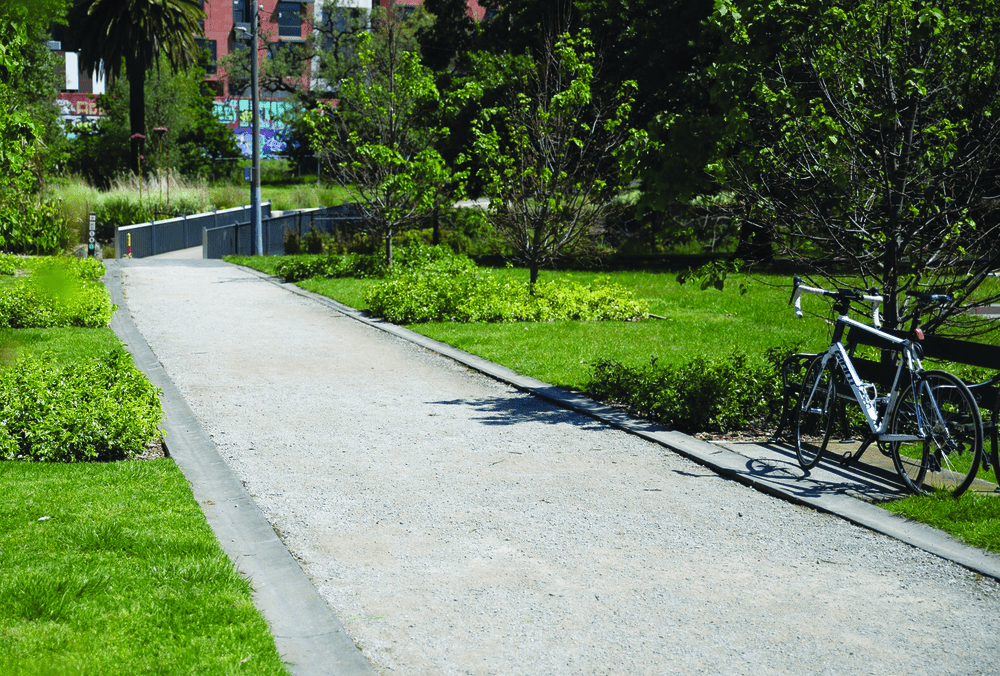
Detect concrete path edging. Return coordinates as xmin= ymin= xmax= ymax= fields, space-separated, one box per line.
xmin=105 ymin=261 xmax=375 ymax=676
xmin=238 ymin=265 xmax=1000 ymax=583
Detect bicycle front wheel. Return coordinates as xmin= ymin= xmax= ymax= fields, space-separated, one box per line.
xmin=794 ymin=356 xmax=838 ymax=470
xmin=889 ymin=370 xmax=983 ymax=497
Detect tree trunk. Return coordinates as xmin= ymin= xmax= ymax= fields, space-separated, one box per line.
xmin=128 ymin=57 xmax=145 ymax=176
xmin=385 ymin=227 xmax=394 ymax=268
xmin=734 ymin=217 xmax=773 ymax=264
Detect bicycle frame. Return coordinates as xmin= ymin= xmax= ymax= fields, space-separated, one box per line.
xmin=806 ymin=314 xmax=925 ymax=443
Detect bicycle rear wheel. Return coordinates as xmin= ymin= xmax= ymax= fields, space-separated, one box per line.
xmin=889 ymin=370 xmax=983 ymax=497
xmin=794 ymin=356 xmax=838 ymax=470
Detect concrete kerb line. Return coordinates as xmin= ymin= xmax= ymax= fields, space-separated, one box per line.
xmin=104 ymin=261 xmax=375 ymax=676
xmin=232 ymin=264 xmax=1000 ymax=583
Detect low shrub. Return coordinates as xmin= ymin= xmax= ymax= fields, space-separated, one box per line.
xmin=587 ymin=349 xmax=787 ymax=434
xmin=94 ymin=195 xmax=152 ymax=243
xmin=0 ymin=254 xmax=20 ymax=276
xmin=0 ymin=348 xmax=162 ymax=462
xmin=302 ymin=228 xmax=325 ymax=254
xmin=283 ymin=228 xmax=301 ymax=255
xmin=273 ymin=252 xmax=386 ymax=283
xmin=364 ymin=249 xmax=650 ymax=324
xmin=0 ymin=257 xmax=114 ymax=328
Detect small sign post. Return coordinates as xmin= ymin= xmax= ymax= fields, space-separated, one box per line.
xmin=88 ymin=212 xmax=96 ymax=257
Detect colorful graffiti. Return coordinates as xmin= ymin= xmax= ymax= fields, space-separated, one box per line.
xmin=57 ymin=93 xmax=104 ymax=128
xmin=213 ymin=98 xmax=294 ymax=158
xmin=55 ymin=94 xmax=293 ymax=158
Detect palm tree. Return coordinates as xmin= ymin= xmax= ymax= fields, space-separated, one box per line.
xmin=68 ymin=0 xmax=205 ymax=175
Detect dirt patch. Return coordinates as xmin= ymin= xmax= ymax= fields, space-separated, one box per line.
xmin=132 ymin=437 xmax=166 ymax=461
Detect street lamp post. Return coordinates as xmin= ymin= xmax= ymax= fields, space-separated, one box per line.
xmin=249 ymin=2 xmax=263 ymax=255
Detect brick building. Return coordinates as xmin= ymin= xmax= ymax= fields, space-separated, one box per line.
xmin=54 ymin=0 xmax=487 ymax=157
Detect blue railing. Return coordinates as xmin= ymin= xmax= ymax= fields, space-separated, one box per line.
xmin=115 ymin=203 xmax=272 ymax=259
xmin=202 ymin=203 xmax=365 ymax=258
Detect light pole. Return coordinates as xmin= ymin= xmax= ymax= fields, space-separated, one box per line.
xmin=249 ymin=2 xmax=263 ymax=255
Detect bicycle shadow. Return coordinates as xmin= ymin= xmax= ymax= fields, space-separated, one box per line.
xmin=722 ymin=440 xmax=906 ymax=503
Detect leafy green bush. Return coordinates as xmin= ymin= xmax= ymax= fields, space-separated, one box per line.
xmin=587 ymin=350 xmax=786 ymax=434
xmin=0 ymin=254 xmax=20 ymax=275
xmin=302 ymin=228 xmax=325 ymax=254
xmin=0 ymin=193 xmax=73 ymax=255
xmin=0 ymin=257 xmax=114 ymax=328
xmin=283 ymin=228 xmax=301 ymax=255
xmin=364 ymin=249 xmax=650 ymax=324
xmin=95 ymin=195 xmax=152 ymax=243
xmin=274 ymin=252 xmax=387 ymax=282
xmin=0 ymin=348 xmax=162 ymax=462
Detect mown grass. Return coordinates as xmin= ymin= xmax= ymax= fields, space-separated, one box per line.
xmin=0 ymin=311 xmax=289 ymax=672
xmin=227 ymin=253 xmax=1000 ymax=553
xmin=0 ymin=461 xmax=289 ymax=675
xmin=228 ymin=256 xmax=826 ymax=389
xmin=884 ymin=491 xmax=1000 ymax=552
xmin=0 ymin=327 xmax=122 ymax=366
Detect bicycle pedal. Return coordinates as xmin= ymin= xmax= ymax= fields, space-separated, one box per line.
xmin=839 ymin=452 xmax=853 ymax=467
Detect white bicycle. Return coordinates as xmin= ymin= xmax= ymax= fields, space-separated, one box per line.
xmin=790 ymin=278 xmax=984 ymax=496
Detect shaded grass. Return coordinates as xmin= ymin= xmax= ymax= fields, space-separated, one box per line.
xmin=0 ymin=461 xmax=289 ymax=674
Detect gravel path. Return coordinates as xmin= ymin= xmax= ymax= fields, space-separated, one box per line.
xmin=121 ymin=260 xmax=1000 ymax=675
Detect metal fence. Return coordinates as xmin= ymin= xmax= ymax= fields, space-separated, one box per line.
xmin=203 ymin=203 xmax=365 ymax=258
xmin=114 ymin=203 xmax=273 ymax=259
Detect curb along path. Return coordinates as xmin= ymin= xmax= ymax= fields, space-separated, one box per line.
xmin=111 ymin=258 xmax=1000 ymax=676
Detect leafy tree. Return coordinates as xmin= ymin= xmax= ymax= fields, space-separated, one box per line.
xmin=220 ymin=0 xmax=371 ymax=100
xmin=470 ymin=30 xmax=640 ymax=290
xmin=68 ymin=0 xmax=205 ymax=175
xmin=417 ymin=0 xmax=478 ymax=72
xmin=711 ymin=0 xmax=1000 ymax=333
xmin=577 ymin=0 xmax=723 ymax=213
xmin=0 ymin=2 xmax=73 ymax=253
xmin=306 ymin=5 xmax=457 ymax=266
xmin=66 ymin=62 xmax=239 ymax=187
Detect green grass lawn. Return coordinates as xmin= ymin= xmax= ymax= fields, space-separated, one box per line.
xmin=0 ymin=326 xmax=290 ymax=674
xmin=226 ymin=253 xmax=1000 ymax=554
xmin=0 ymin=461 xmax=288 ymax=675
xmin=0 ymin=327 xmax=122 ymax=366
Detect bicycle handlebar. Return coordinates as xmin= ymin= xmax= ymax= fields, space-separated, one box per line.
xmin=790 ymin=276 xmax=883 ymax=326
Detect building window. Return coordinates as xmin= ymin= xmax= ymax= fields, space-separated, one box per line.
xmin=276 ymin=2 xmax=303 ymax=38
xmin=233 ymin=0 xmax=252 ymax=26
xmin=196 ymin=38 xmax=217 ymax=74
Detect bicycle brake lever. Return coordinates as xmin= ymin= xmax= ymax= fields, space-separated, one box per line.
xmin=790 ymin=277 xmax=804 ymax=318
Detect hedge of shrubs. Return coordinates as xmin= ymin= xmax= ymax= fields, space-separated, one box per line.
xmin=586 ymin=349 xmax=789 ymax=434
xmin=0 ymin=349 xmax=162 ymax=462
xmin=0 ymin=255 xmax=161 ymax=462
xmin=275 ymin=245 xmax=650 ymax=324
xmin=0 ymin=256 xmax=114 ymax=328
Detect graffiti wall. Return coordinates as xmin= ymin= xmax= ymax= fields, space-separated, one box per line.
xmin=212 ymin=98 xmax=294 ymax=159
xmin=57 ymin=93 xmax=104 ymax=128
xmin=54 ymin=94 xmax=292 ymax=158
